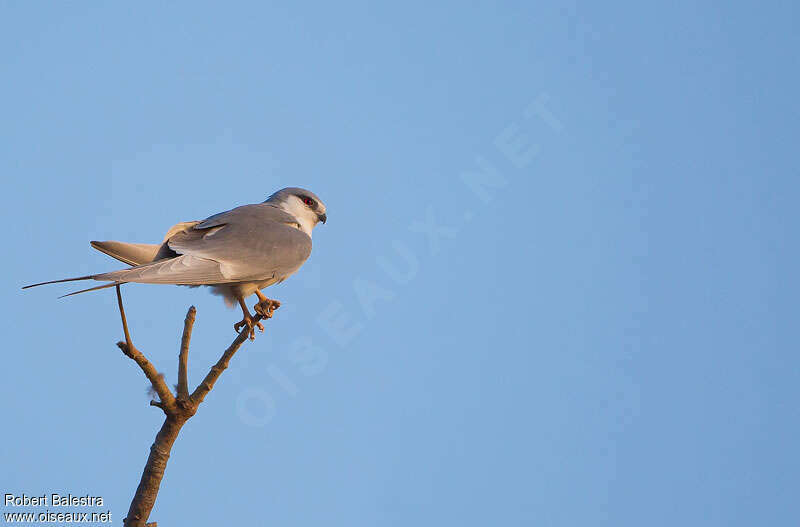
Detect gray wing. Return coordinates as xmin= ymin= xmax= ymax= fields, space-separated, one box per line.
xmin=94 ymin=204 xmax=311 ymax=285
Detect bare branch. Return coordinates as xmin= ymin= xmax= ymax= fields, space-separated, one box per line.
xmin=177 ymin=306 xmax=196 ymax=399
xmin=190 ymin=316 xmax=259 ymax=405
xmin=124 ymin=415 xmax=185 ymax=527
xmin=122 ymin=305 xmax=277 ymax=526
xmin=116 ymin=283 xmax=134 ymax=349
xmin=115 ymin=285 xmax=176 ymax=410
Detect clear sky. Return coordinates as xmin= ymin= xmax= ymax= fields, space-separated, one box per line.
xmin=2 ymin=1 xmax=798 ymax=526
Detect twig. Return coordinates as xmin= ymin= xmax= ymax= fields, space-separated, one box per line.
xmin=116 ymin=283 xmax=133 ymax=349
xmin=176 ymin=307 xmax=196 ymax=399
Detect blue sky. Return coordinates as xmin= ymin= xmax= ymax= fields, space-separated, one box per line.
xmin=2 ymin=1 xmax=798 ymax=526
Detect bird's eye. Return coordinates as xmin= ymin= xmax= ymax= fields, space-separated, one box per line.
xmin=302 ymin=196 xmax=314 ymax=207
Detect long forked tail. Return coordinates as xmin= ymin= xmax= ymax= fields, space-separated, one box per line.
xmin=58 ymin=282 xmax=120 ymax=298
xmin=22 ymin=275 xmax=125 ymax=298
xmin=24 ymin=251 xmax=224 ymax=297
xmin=22 ymin=275 xmax=95 ymax=289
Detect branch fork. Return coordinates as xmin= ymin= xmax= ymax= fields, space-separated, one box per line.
xmin=115 ymin=285 xmax=270 ymax=527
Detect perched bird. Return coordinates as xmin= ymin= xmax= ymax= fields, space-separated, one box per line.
xmin=23 ymin=187 xmax=327 ymax=339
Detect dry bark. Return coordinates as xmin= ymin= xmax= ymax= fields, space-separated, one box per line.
xmin=114 ymin=285 xmax=272 ymax=527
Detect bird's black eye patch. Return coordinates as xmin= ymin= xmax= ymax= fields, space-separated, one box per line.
xmin=300 ymin=196 xmax=315 ymax=207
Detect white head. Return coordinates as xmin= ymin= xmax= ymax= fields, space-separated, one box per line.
xmin=265 ymin=187 xmax=327 ymax=236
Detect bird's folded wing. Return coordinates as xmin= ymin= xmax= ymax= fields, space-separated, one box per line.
xmin=94 ymin=255 xmax=229 ymax=285
xmin=165 ymin=204 xmax=312 ymax=281
xmin=90 ymin=241 xmax=161 ymax=266
xmin=162 ymin=221 xmax=201 ymax=242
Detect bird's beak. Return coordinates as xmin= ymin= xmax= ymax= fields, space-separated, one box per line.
xmin=318 ymin=213 xmax=327 ymax=224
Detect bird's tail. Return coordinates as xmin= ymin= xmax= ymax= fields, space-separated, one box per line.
xmin=59 ymin=282 xmax=121 ymax=298
xmin=24 ymin=239 xmax=160 ymax=297
xmin=22 ymin=275 xmax=96 ymax=289
xmin=22 ymin=275 xmax=125 ymax=298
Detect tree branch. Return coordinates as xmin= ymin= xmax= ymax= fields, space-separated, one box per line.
xmin=116 ymin=290 xmax=273 ymax=527
xmin=124 ymin=415 xmax=184 ymax=527
xmin=176 ymin=307 xmax=196 ymax=399
xmin=116 ymin=285 xmax=175 ymax=411
xmin=116 ymin=283 xmax=134 ymax=348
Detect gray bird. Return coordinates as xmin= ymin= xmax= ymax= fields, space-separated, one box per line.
xmin=24 ymin=187 xmax=327 ymax=339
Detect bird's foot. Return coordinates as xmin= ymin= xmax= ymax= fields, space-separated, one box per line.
xmin=234 ymin=314 xmax=264 ymax=340
xmin=254 ymin=298 xmax=281 ymax=319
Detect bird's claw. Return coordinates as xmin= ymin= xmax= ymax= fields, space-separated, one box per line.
xmin=234 ymin=315 xmax=264 ymax=340
xmin=254 ymin=299 xmax=281 ymax=319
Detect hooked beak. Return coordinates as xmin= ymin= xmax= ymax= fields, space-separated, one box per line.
xmin=318 ymin=212 xmax=327 ymax=224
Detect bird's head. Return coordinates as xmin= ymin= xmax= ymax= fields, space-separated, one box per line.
xmin=265 ymin=187 xmax=327 ymax=235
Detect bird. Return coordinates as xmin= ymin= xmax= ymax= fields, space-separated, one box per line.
xmin=23 ymin=187 xmax=327 ymax=339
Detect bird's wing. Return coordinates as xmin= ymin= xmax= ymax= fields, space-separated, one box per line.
xmin=166 ymin=203 xmax=312 ymax=281
xmin=90 ymin=241 xmax=161 ymax=266
xmin=93 ymin=254 xmax=228 ymax=284
xmin=162 ymin=221 xmax=201 ymax=242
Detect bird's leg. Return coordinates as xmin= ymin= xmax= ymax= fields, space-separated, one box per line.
xmin=234 ymin=297 xmax=264 ymax=340
xmin=254 ymin=290 xmax=281 ymax=319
